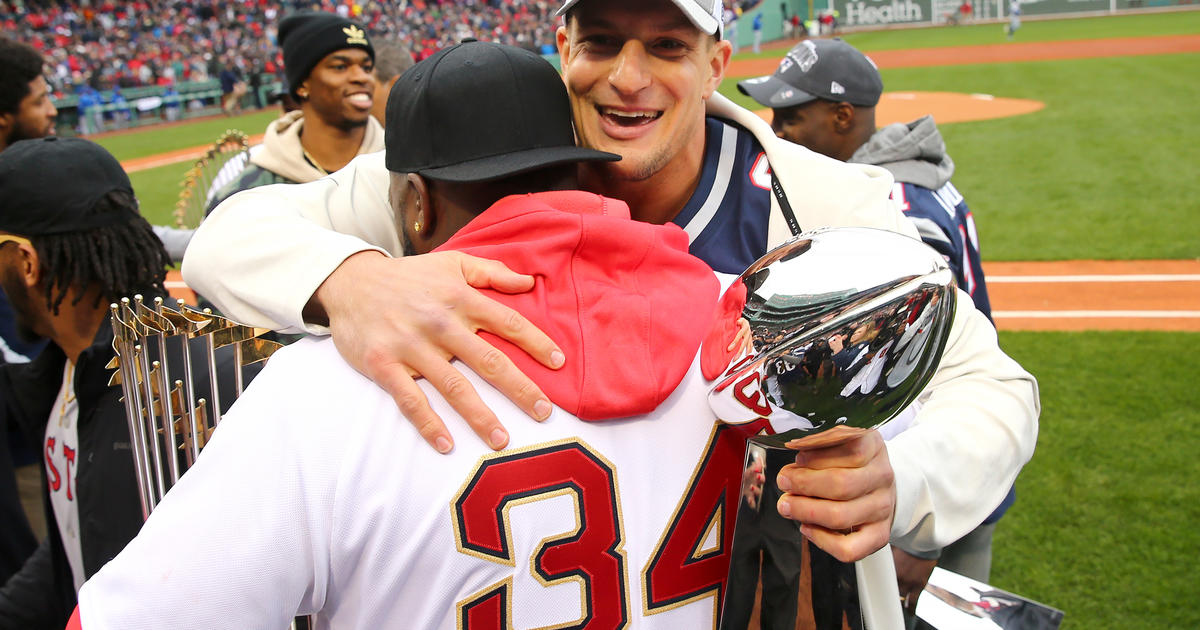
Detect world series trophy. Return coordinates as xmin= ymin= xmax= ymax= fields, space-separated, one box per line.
xmin=109 ymin=296 xmax=316 ymax=628
xmin=706 ymin=228 xmax=957 ymax=630
xmin=107 ymin=295 xmax=282 ymax=517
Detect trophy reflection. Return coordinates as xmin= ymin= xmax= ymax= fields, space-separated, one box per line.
xmin=706 ymin=228 xmax=956 ymax=630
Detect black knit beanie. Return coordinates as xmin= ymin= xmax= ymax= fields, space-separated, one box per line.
xmin=279 ymin=12 xmax=374 ymax=99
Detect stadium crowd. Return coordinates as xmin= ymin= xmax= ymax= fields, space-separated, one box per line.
xmin=1 ymin=0 xmax=561 ymax=97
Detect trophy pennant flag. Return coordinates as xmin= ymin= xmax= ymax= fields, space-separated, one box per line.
xmin=705 ymin=227 xmax=956 ymax=630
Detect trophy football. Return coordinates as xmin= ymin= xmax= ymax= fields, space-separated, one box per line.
xmin=706 ymin=227 xmax=957 ymax=630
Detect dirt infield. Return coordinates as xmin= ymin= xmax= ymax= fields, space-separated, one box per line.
xmin=151 ymin=34 xmax=1198 ymax=333
xmin=124 ymin=133 xmax=264 ymax=174
xmin=753 ymin=90 xmax=1044 ymax=126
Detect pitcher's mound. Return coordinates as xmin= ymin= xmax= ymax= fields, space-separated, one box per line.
xmin=755 ymin=91 xmax=1044 ymax=126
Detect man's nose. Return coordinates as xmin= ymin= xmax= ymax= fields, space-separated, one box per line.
xmin=608 ymin=41 xmax=652 ymax=95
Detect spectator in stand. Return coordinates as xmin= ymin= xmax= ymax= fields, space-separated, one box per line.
xmin=4 ymin=0 xmax=560 ymax=97
xmin=369 ymin=41 xmax=414 ymax=127
xmin=207 ymin=12 xmax=383 ymax=212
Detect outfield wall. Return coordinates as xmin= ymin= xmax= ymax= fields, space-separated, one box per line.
xmin=727 ymin=0 xmax=1197 ymax=44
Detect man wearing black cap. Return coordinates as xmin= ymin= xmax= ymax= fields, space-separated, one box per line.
xmin=0 ymin=138 xmax=247 ymax=630
xmin=207 ymin=11 xmax=383 ymax=210
xmin=72 ymin=41 xmax=778 ymax=629
xmin=0 ymin=137 xmax=170 ymax=629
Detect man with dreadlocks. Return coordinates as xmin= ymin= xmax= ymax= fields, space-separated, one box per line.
xmin=0 ymin=137 xmax=237 ymax=629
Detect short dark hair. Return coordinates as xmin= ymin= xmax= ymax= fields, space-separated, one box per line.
xmin=373 ymin=42 xmax=414 ymax=83
xmin=0 ymin=37 xmax=46 ymax=115
xmin=31 ymin=189 xmax=170 ymax=314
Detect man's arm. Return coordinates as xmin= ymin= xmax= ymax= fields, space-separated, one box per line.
xmin=182 ymin=152 xmax=561 ymax=452
xmin=887 ymin=289 xmax=1037 ymax=552
xmin=716 ymin=95 xmax=1039 ymax=555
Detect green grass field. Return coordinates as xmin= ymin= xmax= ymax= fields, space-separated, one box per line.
xmin=93 ymin=12 xmax=1199 ymax=628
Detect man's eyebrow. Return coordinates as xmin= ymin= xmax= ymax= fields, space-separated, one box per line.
xmin=576 ymin=14 xmax=694 ymax=34
xmin=327 ymin=52 xmax=370 ymax=63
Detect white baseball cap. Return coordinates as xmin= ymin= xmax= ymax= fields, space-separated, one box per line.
xmin=557 ymin=0 xmax=724 ymax=38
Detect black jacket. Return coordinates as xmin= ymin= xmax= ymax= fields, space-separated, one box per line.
xmin=0 ymin=304 xmax=257 ymax=629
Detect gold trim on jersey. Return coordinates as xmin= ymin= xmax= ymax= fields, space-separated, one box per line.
xmin=641 ymin=422 xmax=724 ymax=620
xmin=449 ymin=438 xmax=631 ymax=629
xmin=456 ymin=577 xmax=513 ymax=630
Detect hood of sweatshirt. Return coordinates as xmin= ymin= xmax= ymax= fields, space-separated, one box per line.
xmin=250 ymin=110 xmax=385 ymax=183
xmin=435 ymin=191 xmax=720 ymax=420
xmin=849 ymin=114 xmax=955 ymax=190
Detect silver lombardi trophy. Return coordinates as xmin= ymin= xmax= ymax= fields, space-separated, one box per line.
xmin=707 ymin=227 xmax=956 ymax=630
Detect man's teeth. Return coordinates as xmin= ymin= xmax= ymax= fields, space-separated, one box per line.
xmin=348 ymin=94 xmax=372 ymax=105
xmin=601 ymin=108 xmax=658 ymax=120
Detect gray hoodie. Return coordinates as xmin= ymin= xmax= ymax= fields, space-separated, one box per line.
xmin=849 ymin=115 xmax=955 ymax=191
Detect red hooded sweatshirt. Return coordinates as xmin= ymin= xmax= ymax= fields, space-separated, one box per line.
xmin=436 ymin=190 xmax=721 ymax=420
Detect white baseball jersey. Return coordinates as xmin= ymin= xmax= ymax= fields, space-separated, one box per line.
xmin=79 ymin=332 xmax=775 ymax=629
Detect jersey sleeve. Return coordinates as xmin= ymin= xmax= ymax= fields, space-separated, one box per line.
xmin=181 ymin=152 xmax=400 ymax=335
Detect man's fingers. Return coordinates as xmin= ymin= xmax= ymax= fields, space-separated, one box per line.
xmin=447 ymin=331 xmax=555 ymax=422
xmin=457 ymin=252 xmax=537 ymax=294
xmin=792 ymin=431 xmax=884 ymax=470
xmin=371 ymin=363 xmax=454 ymax=454
xmin=799 ymin=520 xmax=891 ymax=563
xmin=776 ymin=485 xmax=894 ymax=531
xmin=777 ymin=458 xmax=893 ymax=502
xmin=462 ymin=282 xmax=566 ymax=371
xmin=407 ymin=350 xmax=511 ymax=451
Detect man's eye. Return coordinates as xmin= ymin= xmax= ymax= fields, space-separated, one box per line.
xmin=653 ymin=39 xmax=690 ymax=55
xmin=583 ymin=34 xmax=619 ymax=49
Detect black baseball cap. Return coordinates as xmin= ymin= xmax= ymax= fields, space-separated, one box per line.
xmin=0 ymin=137 xmax=135 ymax=236
xmin=738 ymin=39 xmax=883 ymax=109
xmin=384 ymin=40 xmax=619 ymax=183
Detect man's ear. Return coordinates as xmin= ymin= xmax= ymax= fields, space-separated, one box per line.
xmin=831 ymin=102 xmax=857 ymax=134
xmin=703 ymin=38 xmax=733 ymax=99
xmin=13 ymin=241 xmax=41 ymax=288
xmin=0 ymin=111 xmax=12 ymax=141
xmin=405 ymin=173 xmax=434 ymax=239
xmin=556 ymin=25 xmax=571 ymax=63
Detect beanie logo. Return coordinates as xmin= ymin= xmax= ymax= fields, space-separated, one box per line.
xmin=343 ymin=25 xmax=368 ymax=46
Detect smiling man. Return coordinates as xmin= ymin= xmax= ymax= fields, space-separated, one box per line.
xmin=184 ymin=0 xmax=1038 ymax=567
xmin=206 ymin=11 xmax=382 ymax=211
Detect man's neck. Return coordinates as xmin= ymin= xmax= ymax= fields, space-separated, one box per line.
xmin=47 ymin=288 xmax=107 ymax=363
xmin=579 ymin=132 xmax=706 ymax=226
xmin=298 ymin=113 xmax=367 ymax=174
